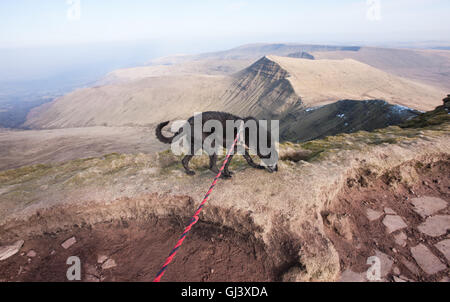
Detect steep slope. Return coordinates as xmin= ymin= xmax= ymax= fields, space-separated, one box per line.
xmin=221 ymin=56 xmax=303 ymax=119
xmin=269 ymin=55 xmax=445 ymax=111
xmin=280 ymin=100 xmax=420 ymax=142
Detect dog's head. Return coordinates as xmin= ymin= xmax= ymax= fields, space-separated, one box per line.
xmin=258 ymin=152 xmax=279 ymax=173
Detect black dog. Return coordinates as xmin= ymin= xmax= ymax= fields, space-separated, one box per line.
xmin=156 ymin=111 xmax=278 ymax=178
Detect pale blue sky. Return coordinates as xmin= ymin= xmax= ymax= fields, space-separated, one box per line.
xmin=1 ymin=0 xmax=449 ymax=49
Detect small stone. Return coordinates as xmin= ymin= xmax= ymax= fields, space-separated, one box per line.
xmin=383 ymin=215 xmax=408 ymax=234
xmin=50 ymin=250 xmax=56 ymax=255
xmin=434 ymin=239 xmax=450 ymax=261
xmin=26 ymin=250 xmax=37 ymax=258
xmin=101 ymin=258 xmax=117 ymax=270
xmin=418 ymin=215 xmax=450 ymax=237
xmin=411 ymin=197 xmax=447 ymax=218
xmin=393 ymin=266 xmax=400 ymax=275
xmin=61 ymin=237 xmax=76 ymax=249
xmin=366 ymin=208 xmax=383 ymax=221
xmin=393 ymin=276 xmax=406 ymax=282
xmin=384 ymin=208 xmax=397 ymax=215
xmin=97 ymin=255 xmax=108 ymax=264
xmin=410 ymin=244 xmax=446 ymax=275
xmin=394 ymin=232 xmax=408 ymax=247
xmin=0 ymin=240 xmax=24 ymax=261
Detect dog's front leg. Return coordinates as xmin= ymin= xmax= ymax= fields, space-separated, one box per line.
xmin=182 ymin=155 xmax=196 ymax=175
xmin=244 ymin=149 xmax=265 ymax=170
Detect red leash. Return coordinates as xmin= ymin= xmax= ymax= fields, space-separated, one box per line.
xmin=153 ymin=130 xmax=241 ymax=282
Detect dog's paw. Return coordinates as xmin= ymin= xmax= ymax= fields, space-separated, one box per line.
xmin=185 ymin=170 xmax=196 ymax=176
xmin=256 ymin=165 xmax=266 ymax=170
xmin=220 ymin=173 xmax=232 ymax=179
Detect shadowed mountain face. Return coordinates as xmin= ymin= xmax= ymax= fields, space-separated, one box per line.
xmin=287 ymin=52 xmax=315 ymax=60
xmin=221 ymin=57 xmax=303 ymax=120
xmin=280 ymin=100 xmax=420 ymax=142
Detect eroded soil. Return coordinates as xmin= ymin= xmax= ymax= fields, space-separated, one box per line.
xmin=0 ymin=217 xmax=274 ymax=282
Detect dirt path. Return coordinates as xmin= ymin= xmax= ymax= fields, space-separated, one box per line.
xmin=324 ymin=160 xmax=450 ymax=282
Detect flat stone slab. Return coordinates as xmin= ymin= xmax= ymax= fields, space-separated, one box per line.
xmin=418 ymin=215 xmax=450 ymax=237
xmin=384 ymin=207 xmax=397 ymax=215
xmin=411 ymin=197 xmax=447 ymax=218
xmin=383 ymin=215 xmax=408 ymax=234
xmin=366 ymin=208 xmax=383 ymax=221
xmin=0 ymin=240 xmax=24 ymax=261
xmin=410 ymin=244 xmax=446 ymax=275
xmin=61 ymin=237 xmax=76 ymax=249
xmin=435 ymin=239 xmax=450 ymax=262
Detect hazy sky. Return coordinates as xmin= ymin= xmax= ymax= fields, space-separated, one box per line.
xmin=1 ymin=0 xmax=449 ymax=49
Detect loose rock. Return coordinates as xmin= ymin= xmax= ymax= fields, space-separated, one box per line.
xmin=394 ymin=232 xmax=407 ymax=247
xmin=27 ymin=250 xmax=37 ymax=258
xmin=97 ymin=255 xmax=109 ymax=264
xmin=102 ymin=258 xmax=117 ymax=270
xmin=0 ymin=240 xmax=24 ymax=261
xmin=61 ymin=237 xmax=76 ymax=249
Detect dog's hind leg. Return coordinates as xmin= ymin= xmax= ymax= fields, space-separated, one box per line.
xmin=209 ymin=153 xmax=219 ymax=174
xmin=222 ymin=145 xmax=238 ymax=178
xmin=182 ymin=155 xmax=195 ymax=175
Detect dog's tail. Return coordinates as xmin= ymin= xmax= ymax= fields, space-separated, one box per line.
xmin=155 ymin=121 xmax=176 ymax=144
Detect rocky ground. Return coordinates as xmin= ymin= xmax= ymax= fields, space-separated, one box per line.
xmin=0 ymin=102 xmax=449 ymax=282
xmin=329 ymin=160 xmax=449 ymax=282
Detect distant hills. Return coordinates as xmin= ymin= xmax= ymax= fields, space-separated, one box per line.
xmin=25 ymin=46 xmax=446 ymax=134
